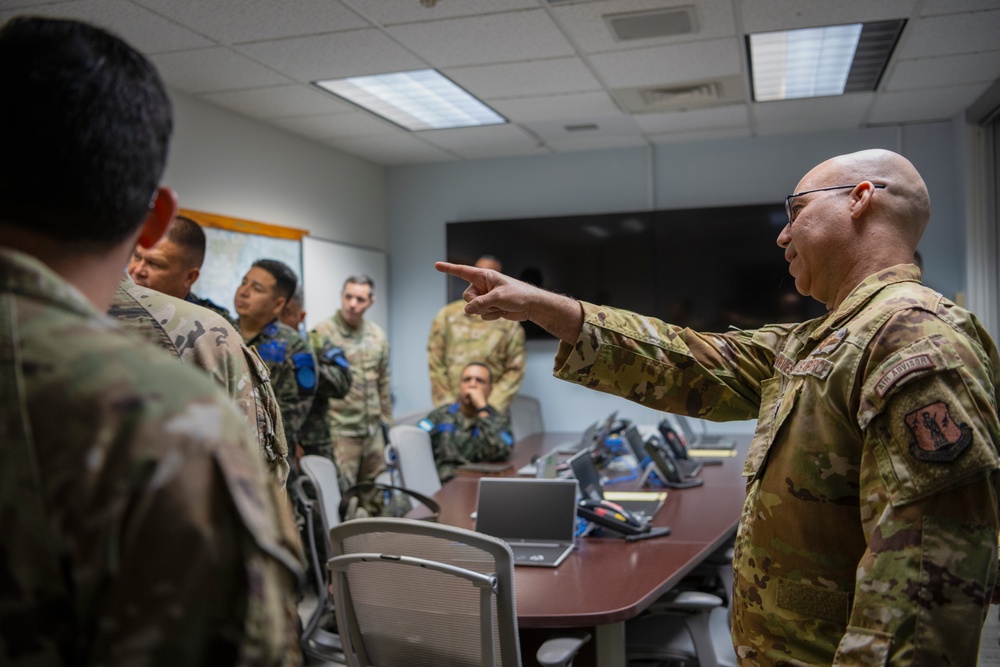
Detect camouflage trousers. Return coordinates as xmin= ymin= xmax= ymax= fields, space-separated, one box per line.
xmin=333 ymin=431 xmax=386 ymax=518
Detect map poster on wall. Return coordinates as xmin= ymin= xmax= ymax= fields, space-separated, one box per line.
xmin=180 ymin=209 xmax=306 ymax=322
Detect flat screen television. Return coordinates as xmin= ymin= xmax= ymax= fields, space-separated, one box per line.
xmin=445 ymin=203 xmax=827 ymax=339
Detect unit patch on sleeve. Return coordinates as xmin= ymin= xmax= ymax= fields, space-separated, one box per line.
xmin=904 ymin=401 xmax=972 ymax=462
xmin=875 ymin=354 xmax=935 ymax=398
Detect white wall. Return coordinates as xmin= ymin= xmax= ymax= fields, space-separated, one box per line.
xmin=386 ymin=122 xmax=964 ymax=432
xmin=164 ymin=89 xmax=387 ymax=252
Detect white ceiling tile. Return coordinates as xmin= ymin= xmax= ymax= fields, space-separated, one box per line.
xmin=239 ymin=29 xmax=425 ymax=81
xmin=547 ymin=134 xmax=650 ymax=153
xmin=633 ymin=104 xmax=749 ymax=134
xmin=491 ymin=91 xmax=623 ymax=123
xmin=754 ymin=94 xmax=875 ymax=134
xmin=647 ymin=126 xmax=752 ymax=143
xmin=920 ymin=0 xmax=1000 ymax=17
xmin=325 ymin=133 xmax=457 ymax=166
xmin=739 ymin=0 xmax=916 ymax=33
xmin=151 ymin=48 xmax=292 ymax=93
xmin=589 ymin=38 xmax=742 ymax=89
xmin=0 ymin=0 xmax=212 ymax=52
xmin=444 ymin=58 xmax=603 ymax=100
xmin=386 ymin=9 xmax=576 ymax=68
xmin=420 ymin=124 xmax=548 ymax=159
xmin=885 ymin=52 xmax=1000 ymax=92
xmin=132 ymin=0 xmax=370 ymax=44
xmin=552 ymin=0 xmax=737 ymax=53
xmin=271 ymin=111 xmax=398 ymax=140
xmin=868 ymin=85 xmax=985 ymax=124
xmin=343 ymin=0 xmax=538 ymax=26
xmin=894 ymin=10 xmax=1000 ymax=59
xmin=200 ymin=85 xmax=353 ymax=120
xmin=522 ymin=114 xmax=642 ymax=141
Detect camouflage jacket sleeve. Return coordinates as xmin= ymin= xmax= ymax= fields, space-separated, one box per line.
xmin=378 ymin=337 xmax=393 ymax=426
xmin=489 ymin=322 xmax=526 ymax=413
xmin=258 ymin=328 xmax=317 ymax=445
xmin=242 ymin=346 xmax=290 ymax=487
xmin=308 ymin=330 xmax=352 ymax=400
xmin=553 ymin=301 xmax=775 ymax=420
xmin=835 ymin=307 xmax=1000 ymax=665
xmin=427 ymin=306 xmax=451 ymax=407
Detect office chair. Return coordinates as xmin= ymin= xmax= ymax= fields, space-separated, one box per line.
xmin=295 ymin=455 xmax=346 ymax=663
xmin=626 ymin=537 xmax=738 ymax=667
xmin=509 ymin=394 xmax=544 ymax=441
xmin=393 ymin=406 xmax=433 ymax=428
xmin=386 ymin=424 xmax=443 ymax=499
xmin=327 ymin=518 xmax=589 ymax=667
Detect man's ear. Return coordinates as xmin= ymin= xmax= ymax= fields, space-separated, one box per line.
xmin=183 ymin=266 xmax=200 ymax=291
xmin=849 ymin=182 xmax=876 ymax=220
xmin=271 ymin=296 xmax=288 ymax=319
xmin=137 ymin=187 xmax=178 ymax=248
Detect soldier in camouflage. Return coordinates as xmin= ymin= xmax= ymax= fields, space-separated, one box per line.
xmin=312 ymin=275 xmax=392 ymax=515
xmin=0 ymin=16 xmax=302 ymax=664
xmin=236 ymin=259 xmax=318 ymax=452
xmin=419 ymin=362 xmax=515 ymax=482
xmin=280 ymin=286 xmax=352 ymax=462
xmin=129 ymin=214 xmax=235 ymax=323
xmin=438 ymin=149 xmax=1000 ymax=666
xmin=110 ymin=276 xmax=291 ymax=486
xmin=428 ymin=255 xmax=525 ymax=412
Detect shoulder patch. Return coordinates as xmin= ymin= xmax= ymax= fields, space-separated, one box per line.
xmin=257 ymin=339 xmax=287 ymax=364
xmin=904 ymin=401 xmax=973 ymax=462
xmin=292 ymin=351 xmax=316 ymax=392
xmin=875 ymin=354 xmax=936 ymax=398
xmin=418 ymin=419 xmax=434 ymax=433
xmin=501 ymin=431 xmax=514 ymax=447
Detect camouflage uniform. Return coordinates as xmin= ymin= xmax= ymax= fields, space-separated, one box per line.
xmin=110 ymin=278 xmax=290 ymax=486
xmin=428 ymin=299 xmax=525 ymax=411
xmin=186 ymin=290 xmax=235 ymax=324
xmin=419 ymin=403 xmax=514 ymax=482
xmin=552 ymin=264 xmax=1000 ymax=666
xmin=243 ymin=320 xmax=317 ymax=451
xmin=299 ymin=329 xmax=353 ymax=459
xmin=0 ymin=248 xmax=304 ymax=666
xmin=312 ymin=311 xmax=391 ymax=510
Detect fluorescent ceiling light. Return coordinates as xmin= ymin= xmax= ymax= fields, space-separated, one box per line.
xmin=314 ymin=69 xmax=505 ymax=131
xmin=749 ymin=24 xmax=863 ymax=102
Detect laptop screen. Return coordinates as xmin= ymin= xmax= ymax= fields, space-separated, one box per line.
xmin=568 ymin=450 xmax=603 ymax=502
xmin=475 ymin=478 xmax=578 ymax=543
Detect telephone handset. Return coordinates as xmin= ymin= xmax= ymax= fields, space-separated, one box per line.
xmin=644 ymin=439 xmax=704 ymax=489
xmin=657 ymin=420 xmax=689 ymax=459
xmin=577 ymin=498 xmax=647 ymax=536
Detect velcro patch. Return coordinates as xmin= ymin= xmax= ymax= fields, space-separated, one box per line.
xmin=875 ymin=354 xmax=935 ymax=397
xmin=904 ymin=401 xmax=972 ymax=462
xmin=791 ymin=357 xmax=833 ymax=380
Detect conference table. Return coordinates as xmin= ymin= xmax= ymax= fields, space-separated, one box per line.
xmin=415 ymin=430 xmax=750 ymax=667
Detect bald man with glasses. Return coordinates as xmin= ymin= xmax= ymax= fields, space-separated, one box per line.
xmin=437 ymin=149 xmax=1000 ymax=667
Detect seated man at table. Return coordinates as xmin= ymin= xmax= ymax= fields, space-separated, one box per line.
xmin=419 ymin=361 xmax=514 ymax=482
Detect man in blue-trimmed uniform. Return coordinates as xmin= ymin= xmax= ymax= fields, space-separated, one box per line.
xmin=420 ymin=361 xmax=514 ymax=482
xmin=235 ymin=258 xmax=317 ymax=447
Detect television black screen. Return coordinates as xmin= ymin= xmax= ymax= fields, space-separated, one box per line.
xmin=446 ymin=203 xmax=827 ymax=339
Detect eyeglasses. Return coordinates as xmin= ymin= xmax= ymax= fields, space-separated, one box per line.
xmin=784 ymin=183 xmax=886 ymax=225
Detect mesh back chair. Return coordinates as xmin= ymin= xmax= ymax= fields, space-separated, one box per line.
xmin=328 ymin=518 xmax=588 ymax=667
xmin=387 ymin=424 xmax=443 ymax=499
xmin=509 ymin=394 xmax=544 ymax=442
xmin=394 ymin=407 xmax=433 ymax=428
xmin=295 ymin=455 xmax=345 ymax=662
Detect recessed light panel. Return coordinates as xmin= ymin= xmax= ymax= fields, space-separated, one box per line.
xmin=749 ymin=24 xmax=863 ymax=102
xmin=314 ymin=69 xmax=506 ymax=131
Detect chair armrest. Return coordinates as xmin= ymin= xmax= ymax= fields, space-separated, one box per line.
xmin=649 ymin=590 xmax=724 ymax=613
xmin=536 ymin=633 xmax=591 ymax=667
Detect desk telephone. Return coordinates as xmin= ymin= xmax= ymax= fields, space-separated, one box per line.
xmin=576 ymin=498 xmax=671 ymax=540
xmin=644 ymin=437 xmax=704 ymax=489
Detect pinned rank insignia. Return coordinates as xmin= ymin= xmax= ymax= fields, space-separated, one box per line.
xmin=904 ymin=401 xmax=972 ymax=462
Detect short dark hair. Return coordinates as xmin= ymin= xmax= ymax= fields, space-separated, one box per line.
xmin=0 ymin=17 xmax=172 ymax=245
xmin=464 ymin=361 xmax=493 ymax=383
xmin=166 ymin=216 xmax=206 ymax=268
xmin=343 ymin=274 xmax=375 ymax=294
xmin=252 ymin=259 xmax=297 ymax=303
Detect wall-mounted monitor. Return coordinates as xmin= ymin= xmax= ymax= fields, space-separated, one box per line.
xmin=446 ymin=203 xmax=826 ymax=339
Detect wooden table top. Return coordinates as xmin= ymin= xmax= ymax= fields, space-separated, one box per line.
xmin=422 ymin=431 xmax=749 ymax=628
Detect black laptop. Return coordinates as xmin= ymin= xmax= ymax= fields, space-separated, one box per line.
xmin=475 ymin=478 xmax=579 ymax=567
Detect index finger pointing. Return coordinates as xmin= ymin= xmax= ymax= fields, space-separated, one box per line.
xmin=435 ymin=261 xmax=483 ymax=282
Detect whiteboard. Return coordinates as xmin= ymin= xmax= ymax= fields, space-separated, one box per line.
xmin=302 ymin=236 xmax=389 ymax=333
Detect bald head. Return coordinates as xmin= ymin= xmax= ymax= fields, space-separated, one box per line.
xmin=806 ymin=149 xmax=930 ymax=246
